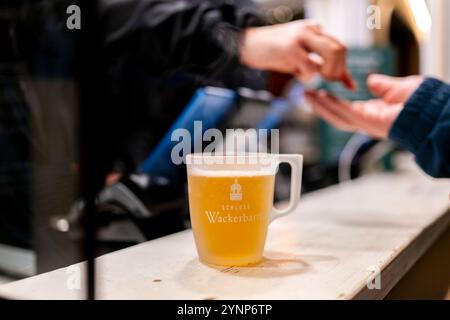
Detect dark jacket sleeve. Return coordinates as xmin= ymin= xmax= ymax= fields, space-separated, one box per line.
xmin=389 ymin=78 xmax=450 ymax=178
xmin=98 ymin=0 xmax=264 ymax=77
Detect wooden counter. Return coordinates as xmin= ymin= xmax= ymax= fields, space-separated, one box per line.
xmin=1 ymin=169 xmax=449 ymax=299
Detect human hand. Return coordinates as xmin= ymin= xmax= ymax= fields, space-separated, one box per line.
xmin=240 ymin=20 xmax=357 ymax=90
xmin=305 ymin=74 xmax=424 ymax=139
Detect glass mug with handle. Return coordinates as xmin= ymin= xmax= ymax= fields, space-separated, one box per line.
xmin=186 ymin=153 xmax=302 ymax=266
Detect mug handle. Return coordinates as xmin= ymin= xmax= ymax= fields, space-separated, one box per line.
xmin=270 ymin=154 xmax=303 ymax=222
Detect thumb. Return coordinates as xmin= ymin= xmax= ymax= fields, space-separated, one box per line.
xmin=367 ymin=74 xmax=404 ymax=98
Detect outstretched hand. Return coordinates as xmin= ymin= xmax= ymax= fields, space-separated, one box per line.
xmin=305 ymin=74 xmax=423 ymax=139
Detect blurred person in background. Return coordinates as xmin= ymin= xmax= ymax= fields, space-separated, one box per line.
xmin=306 ymin=75 xmax=450 ymax=178
xmin=98 ymin=0 xmax=356 ymax=170
xmin=1 ymin=0 xmax=356 ymax=252
xmin=9 ymin=0 xmax=357 ymax=179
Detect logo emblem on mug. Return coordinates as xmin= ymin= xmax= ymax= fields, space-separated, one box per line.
xmin=230 ymin=178 xmax=242 ymax=201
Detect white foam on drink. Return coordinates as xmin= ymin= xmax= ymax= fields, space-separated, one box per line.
xmin=189 ymin=167 xmax=275 ymax=177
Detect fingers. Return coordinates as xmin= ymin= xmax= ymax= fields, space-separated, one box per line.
xmin=367 ymin=74 xmax=424 ymax=103
xmin=367 ymin=74 xmax=403 ymax=98
xmin=341 ymin=70 xmax=358 ymax=91
xmin=320 ymin=32 xmax=358 ymax=90
xmin=301 ymin=31 xmax=356 ymax=90
xmin=305 ymin=90 xmax=356 ymax=131
xmin=302 ymin=34 xmax=345 ymax=79
xmin=318 ymin=33 xmax=355 ymax=89
xmin=293 ymin=48 xmax=321 ymax=81
xmin=306 ymin=89 xmax=400 ymax=139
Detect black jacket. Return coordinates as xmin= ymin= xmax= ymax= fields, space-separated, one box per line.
xmin=0 ymin=0 xmax=264 ymax=247
xmin=100 ymin=0 xmax=263 ymax=77
xmin=96 ymin=0 xmax=264 ymax=167
xmin=12 ymin=0 xmax=264 ymax=167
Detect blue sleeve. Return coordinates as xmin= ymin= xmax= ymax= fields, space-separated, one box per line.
xmin=389 ymin=78 xmax=450 ymax=178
